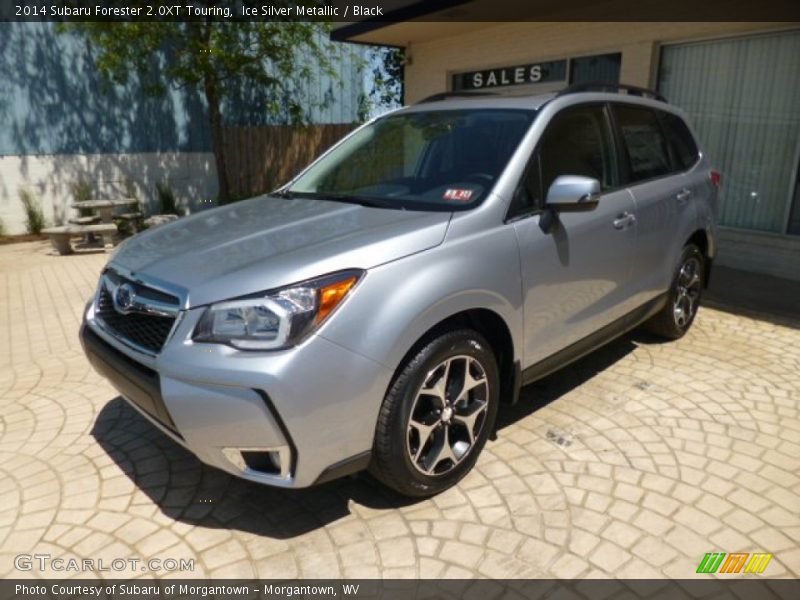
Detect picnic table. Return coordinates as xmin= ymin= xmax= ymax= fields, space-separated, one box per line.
xmin=42 ymin=198 xmax=143 ymax=255
xmin=71 ymin=199 xmax=139 ymax=223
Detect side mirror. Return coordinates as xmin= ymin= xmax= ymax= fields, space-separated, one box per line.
xmin=545 ymin=175 xmax=601 ymax=212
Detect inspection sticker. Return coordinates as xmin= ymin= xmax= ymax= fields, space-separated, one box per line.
xmin=443 ymin=188 xmax=474 ymax=202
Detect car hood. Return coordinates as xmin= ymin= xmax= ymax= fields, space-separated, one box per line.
xmin=110 ymin=195 xmax=451 ymax=307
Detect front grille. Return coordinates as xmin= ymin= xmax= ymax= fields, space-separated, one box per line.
xmin=95 ymin=274 xmax=179 ymax=354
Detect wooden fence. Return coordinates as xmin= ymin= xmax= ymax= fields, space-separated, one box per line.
xmin=221 ymin=123 xmax=357 ymax=199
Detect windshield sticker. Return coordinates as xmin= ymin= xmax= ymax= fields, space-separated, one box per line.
xmin=443 ymin=189 xmax=474 ymax=202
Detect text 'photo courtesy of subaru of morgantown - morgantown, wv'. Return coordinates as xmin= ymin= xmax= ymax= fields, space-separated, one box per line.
xmin=81 ymin=83 xmax=719 ymax=497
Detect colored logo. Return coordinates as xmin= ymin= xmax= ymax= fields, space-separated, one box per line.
xmin=113 ymin=283 xmax=136 ymax=314
xmin=696 ymin=552 xmax=772 ymax=574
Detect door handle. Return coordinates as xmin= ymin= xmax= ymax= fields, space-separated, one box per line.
xmin=613 ymin=212 xmax=636 ymax=229
xmin=676 ymin=188 xmax=692 ymax=203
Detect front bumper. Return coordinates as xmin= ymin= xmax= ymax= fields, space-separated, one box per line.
xmin=80 ymin=305 xmax=392 ymax=488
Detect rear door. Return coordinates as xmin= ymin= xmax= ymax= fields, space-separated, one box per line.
xmin=510 ymin=104 xmax=638 ymax=366
xmin=611 ymin=103 xmax=697 ymax=306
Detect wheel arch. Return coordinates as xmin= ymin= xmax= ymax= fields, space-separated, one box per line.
xmin=686 ymin=229 xmax=713 ymax=287
xmin=389 ymin=307 xmax=519 ymax=408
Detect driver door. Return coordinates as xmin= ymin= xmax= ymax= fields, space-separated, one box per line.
xmin=510 ymin=104 xmax=638 ymax=368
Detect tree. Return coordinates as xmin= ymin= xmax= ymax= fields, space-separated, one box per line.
xmin=367 ymin=46 xmax=405 ymax=110
xmin=67 ymin=8 xmax=334 ymax=203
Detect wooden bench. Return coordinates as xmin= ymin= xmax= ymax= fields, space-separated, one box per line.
xmin=42 ymin=223 xmax=118 ymax=255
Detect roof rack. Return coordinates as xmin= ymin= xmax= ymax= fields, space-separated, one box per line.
xmin=556 ymin=82 xmax=667 ymax=102
xmin=416 ymin=91 xmax=499 ymax=104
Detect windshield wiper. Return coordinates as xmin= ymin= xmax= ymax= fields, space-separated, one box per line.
xmin=325 ymin=194 xmax=388 ymax=208
xmin=279 ymin=191 xmax=389 ymax=209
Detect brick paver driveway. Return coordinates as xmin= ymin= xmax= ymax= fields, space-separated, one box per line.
xmin=1 ymin=241 xmax=798 ymax=579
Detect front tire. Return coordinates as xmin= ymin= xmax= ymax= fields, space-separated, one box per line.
xmin=645 ymin=243 xmax=705 ymax=340
xmin=370 ymin=329 xmax=499 ymax=497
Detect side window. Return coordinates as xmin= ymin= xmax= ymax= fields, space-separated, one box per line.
xmin=509 ymin=105 xmax=616 ymax=219
xmin=659 ymin=111 xmax=699 ymax=171
xmin=539 ymin=105 xmax=617 ymax=195
xmin=613 ymin=105 xmax=672 ymax=182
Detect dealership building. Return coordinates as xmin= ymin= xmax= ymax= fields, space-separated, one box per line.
xmin=334 ymin=16 xmax=800 ymax=280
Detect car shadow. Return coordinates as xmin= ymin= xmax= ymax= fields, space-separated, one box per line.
xmin=91 ymin=333 xmax=640 ymax=539
xmin=496 ymin=333 xmax=639 ymax=430
xmin=91 ymin=398 xmax=422 ymax=539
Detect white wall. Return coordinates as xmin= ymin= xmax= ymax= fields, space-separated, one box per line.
xmin=0 ymin=152 xmax=218 ymax=234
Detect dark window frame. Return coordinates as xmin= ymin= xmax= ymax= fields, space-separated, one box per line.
xmin=656 ymin=109 xmax=701 ymax=173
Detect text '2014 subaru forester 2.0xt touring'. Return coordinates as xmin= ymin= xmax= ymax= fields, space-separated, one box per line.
xmin=81 ymin=84 xmax=719 ymax=497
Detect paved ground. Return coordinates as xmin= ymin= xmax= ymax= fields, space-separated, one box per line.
xmin=1 ymin=240 xmax=798 ymax=579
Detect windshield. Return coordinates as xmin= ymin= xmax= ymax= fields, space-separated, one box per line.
xmin=287 ymin=109 xmax=535 ymax=211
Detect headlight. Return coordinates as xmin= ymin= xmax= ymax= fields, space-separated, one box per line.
xmin=193 ymin=270 xmax=363 ymax=350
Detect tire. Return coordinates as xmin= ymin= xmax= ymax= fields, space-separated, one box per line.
xmin=370 ymin=329 xmax=500 ymax=497
xmin=645 ymin=243 xmax=705 ymax=340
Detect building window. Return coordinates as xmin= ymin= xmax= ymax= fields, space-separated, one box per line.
xmin=569 ymin=53 xmax=621 ymax=85
xmin=658 ymin=30 xmax=800 ymax=235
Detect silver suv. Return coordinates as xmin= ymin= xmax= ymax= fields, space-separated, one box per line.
xmin=81 ymin=84 xmax=719 ymax=497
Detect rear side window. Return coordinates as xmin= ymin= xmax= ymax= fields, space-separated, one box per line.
xmin=613 ymin=105 xmax=672 ymax=183
xmin=659 ymin=111 xmax=699 ymax=170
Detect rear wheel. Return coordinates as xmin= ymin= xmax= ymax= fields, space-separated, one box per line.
xmin=370 ymin=329 xmax=499 ymax=497
xmin=645 ymin=244 xmax=705 ymax=340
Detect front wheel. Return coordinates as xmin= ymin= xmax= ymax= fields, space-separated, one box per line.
xmin=370 ymin=329 xmax=499 ymax=497
xmin=645 ymin=244 xmax=705 ymax=340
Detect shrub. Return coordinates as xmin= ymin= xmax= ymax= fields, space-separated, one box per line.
xmin=0 ymin=217 xmax=6 ymax=237
xmin=69 ymin=178 xmax=93 ymax=202
xmin=69 ymin=178 xmax=94 ymax=218
xmin=19 ymin=188 xmax=46 ymax=235
xmin=156 ymin=182 xmax=179 ymax=215
xmin=123 ymin=178 xmax=137 ymax=199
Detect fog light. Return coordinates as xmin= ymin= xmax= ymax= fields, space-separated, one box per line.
xmin=221 ymin=447 xmax=247 ymax=471
xmin=221 ymin=446 xmax=291 ymax=479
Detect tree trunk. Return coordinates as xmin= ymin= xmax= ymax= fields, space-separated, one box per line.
xmin=204 ymin=73 xmax=231 ymax=203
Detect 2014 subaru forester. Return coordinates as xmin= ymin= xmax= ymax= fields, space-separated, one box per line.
xmin=81 ymin=84 xmax=719 ymax=497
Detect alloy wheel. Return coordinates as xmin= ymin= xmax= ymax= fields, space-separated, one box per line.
xmin=406 ymin=355 xmax=489 ymax=476
xmin=673 ymin=256 xmax=702 ymax=329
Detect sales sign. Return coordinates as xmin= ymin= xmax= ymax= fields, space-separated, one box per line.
xmin=452 ymin=59 xmax=567 ymax=91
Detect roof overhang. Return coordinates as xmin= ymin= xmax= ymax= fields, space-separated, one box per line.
xmin=330 ymin=0 xmax=800 ymax=47
xmin=330 ymin=0 xmax=493 ymax=47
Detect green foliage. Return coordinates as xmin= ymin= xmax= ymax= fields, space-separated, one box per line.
xmin=123 ymin=178 xmax=137 ymax=199
xmin=19 ymin=188 xmax=45 ymax=235
xmin=156 ymin=182 xmax=179 ymax=216
xmin=69 ymin=178 xmax=95 ymax=217
xmin=368 ymin=46 xmax=404 ymax=112
xmin=0 ymin=217 xmax=6 ymax=237
xmin=64 ymin=14 xmax=338 ymax=202
xmin=65 ymin=17 xmax=335 ymax=121
xmin=69 ymin=178 xmax=93 ymax=203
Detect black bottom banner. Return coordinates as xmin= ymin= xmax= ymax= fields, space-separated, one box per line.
xmin=2 ymin=579 xmax=799 ymax=600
